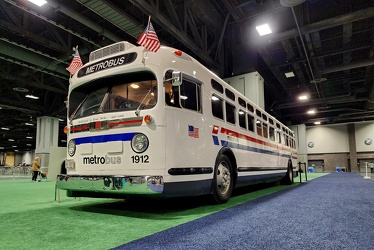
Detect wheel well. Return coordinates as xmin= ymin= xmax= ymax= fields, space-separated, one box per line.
xmin=217 ymin=147 xmax=238 ymax=186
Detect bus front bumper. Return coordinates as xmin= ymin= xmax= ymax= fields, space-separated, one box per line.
xmin=56 ymin=174 xmax=164 ymax=197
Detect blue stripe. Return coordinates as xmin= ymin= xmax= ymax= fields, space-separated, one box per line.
xmin=74 ymin=133 xmax=136 ymax=145
xmin=221 ymin=140 xmax=290 ymax=158
xmin=212 ymin=135 xmax=219 ymax=145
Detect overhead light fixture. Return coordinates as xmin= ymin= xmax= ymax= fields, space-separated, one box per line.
xmin=25 ymin=123 xmax=34 ymax=126
xmin=307 ymin=109 xmax=316 ymax=114
xmin=256 ymin=23 xmax=272 ymax=36
xmin=285 ymin=71 xmax=295 ymax=78
xmin=26 ymin=94 xmax=39 ymax=99
xmin=28 ymin=0 xmax=47 ymax=7
xmin=298 ymin=95 xmax=308 ymax=101
xmin=8 ymin=139 xmax=15 ymax=142
xmin=26 ymin=136 xmax=33 ymax=139
xmin=314 ymin=121 xmax=321 ymax=125
xmin=130 ymin=84 xmax=139 ymax=89
xmin=1 ymin=127 xmax=10 ymax=130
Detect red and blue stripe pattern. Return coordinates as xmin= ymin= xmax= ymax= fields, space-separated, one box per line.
xmin=212 ymin=125 xmax=297 ymax=159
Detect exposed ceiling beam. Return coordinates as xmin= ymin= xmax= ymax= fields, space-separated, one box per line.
xmin=129 ymin=0 xmax=219 ymax=70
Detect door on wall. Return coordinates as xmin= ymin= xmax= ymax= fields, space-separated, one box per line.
xmin=308 ymin=160 xmax=324 ymax=172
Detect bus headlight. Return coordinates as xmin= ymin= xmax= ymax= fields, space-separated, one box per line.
xmin=131 ymin=133 xmax=149 ymax=153
xmin=68 ymin=139 xmax=76 ymax=157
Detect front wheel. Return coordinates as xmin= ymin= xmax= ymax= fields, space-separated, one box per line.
xmin=212 ymin=155 xmax=234 ymax=204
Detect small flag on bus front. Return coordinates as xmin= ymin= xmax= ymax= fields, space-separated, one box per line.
xmin=137 ymin=19 xmax=160 ymax=52
xmin=188 ymin=125 xmax=199 ymax=138
xmin=66 ymin=47 xmax=83 ymax=75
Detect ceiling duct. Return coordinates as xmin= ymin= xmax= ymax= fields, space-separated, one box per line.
xmin=280 ymin=0 xmax=305 ymax=7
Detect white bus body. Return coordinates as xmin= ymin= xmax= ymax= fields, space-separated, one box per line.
xmin=56 ymin=41 xmax=297 ymax=203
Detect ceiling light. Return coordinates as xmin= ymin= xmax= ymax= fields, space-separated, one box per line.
xmin=25 ymin=123 xmax=34 ymax=126
xmin=13 ymin=87 xmax=29 ymax=93
xmin=256 ymin=24 xmax=272 ymax=36
xmin=307 ymin=110 xmax=315 ymax=114
xmin=26 ymin=136 xmax=33 ymax=139
xmin=285 ymin=71 xmax=295 ymax=78
xmin=8 ymin=139 xmax=15 ymax=142
xmin=26 ymin=94 xmax=39 ymax=99
xmin=28 ymin=0 xmax=47 ymax=7
xmin=1 ymin=127 xmax=10 ymax=130
xmin=298 ymin=95 xmax=308 ymax=101
xmin=314 ymin=121 xmax=321 ymax=125
xmin=130 ymin=84 xmax=139 ymax=89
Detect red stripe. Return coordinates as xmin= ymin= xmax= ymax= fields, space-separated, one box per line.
xmin=108 ymin=119 xmax=143 ymax=127
xmin=70 ymin=125 xmax=89 ymax=132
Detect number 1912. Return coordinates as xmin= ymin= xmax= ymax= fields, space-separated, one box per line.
xmin=131 ymin=155 xmax=149 ymax=163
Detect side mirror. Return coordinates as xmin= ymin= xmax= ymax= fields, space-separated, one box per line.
xmin=172 ymin=71 xmax=182 ymax=86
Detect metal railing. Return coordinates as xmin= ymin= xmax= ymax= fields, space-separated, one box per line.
xmin=0 ymin=166 xmax=32 ymax=178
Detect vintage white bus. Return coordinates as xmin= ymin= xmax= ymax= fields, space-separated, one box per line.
xmin=56 ymin=41 xmax=297 ymax=203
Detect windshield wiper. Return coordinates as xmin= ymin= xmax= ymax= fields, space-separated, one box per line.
xmin=135 ymin=87 xmax=153 ymax=116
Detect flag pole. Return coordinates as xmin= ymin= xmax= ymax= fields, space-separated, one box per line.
xmin=142 ymin=16 xmax=152 ymax=64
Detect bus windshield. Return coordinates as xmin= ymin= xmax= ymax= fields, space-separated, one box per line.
xmin=70 ymin=72 xmax=157 ymax=120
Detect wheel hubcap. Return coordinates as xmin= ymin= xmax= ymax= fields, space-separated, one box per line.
xmin=217 ymin=162 xmax=231 ymax=195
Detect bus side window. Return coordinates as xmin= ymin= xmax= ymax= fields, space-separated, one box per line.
xmin=180 ymin=80 xmax=201 ymax=112
xmin=239 ymin=110 xmax=246 ymax=129
xmin=256 ymin=119 xmax=262 ymax=136
xmin=262 ymin=123 xmax=268 ymax=138
xmin=212 ymin=94 xmax=224 ymax=120
xmin=277 ymin=131 xmax=281 ymax=143
xmin=225 ymin=101 xmax=236 ymax=124
xmin=269 ymin=126 xmax=275 ymax=141
xmin=248 ymin=114 xmax=254 ymax=132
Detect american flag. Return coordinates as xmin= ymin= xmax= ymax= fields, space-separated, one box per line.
xmin=66 ymin=49 xmax=83 ymax=75
xmin=188 ymin=125 xmax=199 ymax=138
xmin=137 ymin=21 xmax=161 ymax=52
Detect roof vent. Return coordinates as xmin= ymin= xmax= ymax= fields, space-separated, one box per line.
xmin=89 ymin=41 xmax=136 ymax=62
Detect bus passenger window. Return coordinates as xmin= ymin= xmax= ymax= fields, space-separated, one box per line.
xmin=239 ymin=110 xmax=246 ymax=129
xmin=211 ymin=95 xmax=224 ymax=120
xmin=248 ymin=114 xmax=254 ymax=132
xmin=256 ymin=120 xmax=262 ymax=136
xmin=269 ymin=127 xmax=275 ymax=141
xmin=263 ymin=123 xmax=268 ymax=138
xmin=226 ymin=102 xmax=236 ymax=124
xmin=180 ymin=80 xmax=201 ymax=112
xmin=277 ymin=131 xmax=281 ymax=143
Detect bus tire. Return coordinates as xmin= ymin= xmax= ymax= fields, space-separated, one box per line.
xmin=282 ymin=161 xmax=293 ymax=185
xmin=212 ymin=154 xmax=234 ymax=204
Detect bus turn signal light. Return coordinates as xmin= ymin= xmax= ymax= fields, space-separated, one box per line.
xmin=144 ymin=115 xmax=153 ymax=124
xmin=63 ymin=126 xmax=68 ymax=134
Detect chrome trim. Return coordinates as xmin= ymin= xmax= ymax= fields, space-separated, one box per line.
xmin=56 ymin=175 xmax=163 ymax=195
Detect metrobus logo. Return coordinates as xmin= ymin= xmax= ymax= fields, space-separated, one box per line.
xmin=83 ymin=155 xmax=122 ymax=164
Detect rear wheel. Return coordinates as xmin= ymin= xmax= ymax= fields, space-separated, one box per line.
xmin=212 ymin=155 xmax=234 ymax=204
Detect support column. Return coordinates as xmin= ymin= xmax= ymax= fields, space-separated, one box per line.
xmin=289 ymin=124 xmax=308 ymax=169
xmin=348 ymin=123 xmax=358 ymax=172
xmin=35 ymin=116 xmax=59 ymax=174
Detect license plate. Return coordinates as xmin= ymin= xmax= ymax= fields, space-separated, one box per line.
xmin=65 ymin=159 xmax=75 ymax=169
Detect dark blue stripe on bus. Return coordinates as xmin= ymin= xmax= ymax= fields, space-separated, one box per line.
xmin=212 ymin=135 xmax=219 ymax=145
xmin=74 ymin=132 xmax=136 ymax=145
xmin=221 ymin=140 xmax=290 ymax=158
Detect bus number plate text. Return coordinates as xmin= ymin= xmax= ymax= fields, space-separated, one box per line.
xmin=131 ymin=155 xmax=149 ymax=163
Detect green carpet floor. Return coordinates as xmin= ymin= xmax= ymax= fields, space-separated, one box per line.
xmin=0 ymin=173 xmax=326 ymax=249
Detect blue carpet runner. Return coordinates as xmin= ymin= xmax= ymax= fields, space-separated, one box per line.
xmin=114 ymin=173 xmax=374 ymax=250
